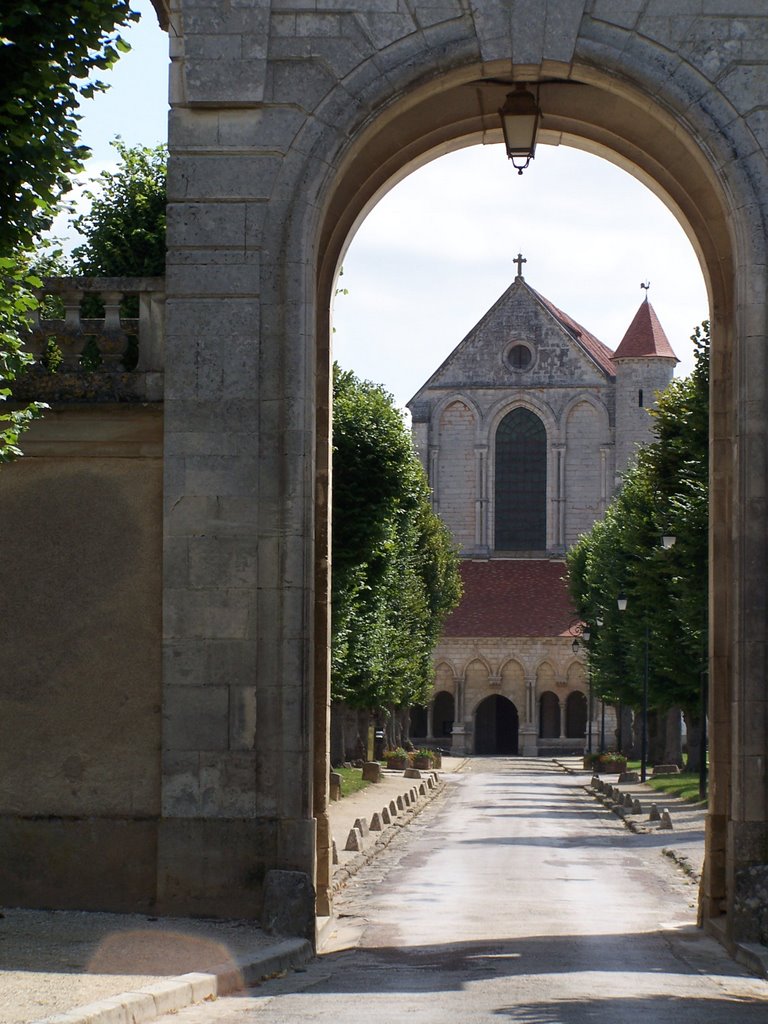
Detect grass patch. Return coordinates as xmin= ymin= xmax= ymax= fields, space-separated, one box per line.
xmin=626 ymin=761 xmax=705 ymax=803
xmin=334 ymin=766 xmax=371 ymax=798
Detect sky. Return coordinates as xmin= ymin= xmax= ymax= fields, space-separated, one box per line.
xmin=66 ymin=0 xmax=709 ymax=410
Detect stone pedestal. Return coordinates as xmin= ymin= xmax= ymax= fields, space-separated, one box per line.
xmin=519 ymin=725 xmax=539 ymax=757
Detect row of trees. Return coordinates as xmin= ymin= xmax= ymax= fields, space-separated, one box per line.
xmin=332 ymin=366 xmax=462 ymax=756
xmin=567 ymin=323 xmax=709 ymax=770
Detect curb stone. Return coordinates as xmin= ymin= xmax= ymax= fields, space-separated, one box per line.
xmin=32 ymin=938 xmax=313 ymax=1024
xmin=330 ymin=772 xmax=447 ymax=894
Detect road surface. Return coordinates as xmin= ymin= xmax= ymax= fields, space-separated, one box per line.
xmin=160 ymin=759 xmax=768 ymax=1023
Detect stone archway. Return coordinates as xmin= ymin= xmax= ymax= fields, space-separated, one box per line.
xmin=475 ymin=695 xmax=519 ymax=756
xmin=158 ymin=2 xmax=767 ymax=945
xmin=310 ymin=57 xmax=746 ymax=939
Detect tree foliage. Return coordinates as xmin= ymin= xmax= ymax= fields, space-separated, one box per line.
xmin=567 ymin=324 xmax=709 ymax=756
xmin=332 ymin=365 xmax=462 ymax=712
xmin=0 ymin=1 xmax=138 ymax=460
xmin=0 ymin=1 xmax=138 ymax=252
xmin=0 ymin=257 xmax=47 ymax=460
xmin=72 ymin=139 xmax=167 ymax=277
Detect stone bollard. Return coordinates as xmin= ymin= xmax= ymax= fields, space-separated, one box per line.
xmin=649 ymin=803 xmax=661 ymax=821
xmin=402 ymin=792 xmax=411 ymax=807
xmin=381 ymin=805 xmax=391 ymax=824
xmin=396 ymin=795 xmax=405 ymax=811
xmin=631 ymin=799 xmax=642 ymax=814
xmin=426 ymin=775 xmax=435 ymax=789
xmin=261 ymin=870 xmax=315 ymax=941
xmin=404 ymin=767 xmax=422 ymax=779
xmin=362 ymin=761 xmax=382 ymax=783
xmin=344 ymin=828 xmax=363 ymax=851
xmin=389 ymin=799 xmax=398 ymax=817
xmin=623 ymin=792 xmax=633 ymax=808
xmin=369 ymin=812 xmax=383 ymax=831
xmin=419 ymin=782 xmax=426 ymax=796
xmin=354 ymin=817 xmax=369 ymax=837
xmin=659 ymin=808 xmax=674 ymax=829
xmin=330 ymin=771 xmax=342 ymax=802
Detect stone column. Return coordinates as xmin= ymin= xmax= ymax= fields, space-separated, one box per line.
xmin=548 ymin=444 xmax=565 ymax=550
xmin=475 ymin=445 xmax=489 ymax=552
xmin=159 ymin=1 xmax=317 ymax=920
xmin=559 ymin=700 xmax=567 ymax=740
xmin=519 ymin=678 xmax=539 ymax=756
xmin=429 ymin=446 xmax=439 ymax=509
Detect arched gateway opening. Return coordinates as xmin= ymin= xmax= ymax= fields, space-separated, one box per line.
xmin=475 ymin=696 xmax=519 ymax=756
xmin=307 ymin=42 xmax=758 ymax=941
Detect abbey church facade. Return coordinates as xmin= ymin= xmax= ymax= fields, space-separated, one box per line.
xmin=408 ymin=266 xmax=677 ymax=757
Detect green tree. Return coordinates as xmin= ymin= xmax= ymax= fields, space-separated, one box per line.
xmin=0 ymin=258 xmax=47 ymax=461
xmin=567 ymin=324 xmax=709 ymax=767
xmin=0 ymin=1 xmax=138 ymax=459
xmin=72 ymin=140 xmax=167 ymax=278
xmin=0 ymin=1 xmax=138 ymax=252
xmin=331 ymin=364 xmax=461 ymax=720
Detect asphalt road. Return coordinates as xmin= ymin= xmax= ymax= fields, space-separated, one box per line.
xmin=161 ymin=759 xmax=768 ymax=1024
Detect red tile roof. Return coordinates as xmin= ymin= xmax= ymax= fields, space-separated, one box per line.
xmin=442 ymin=559 xmax=578 ymax=638
xmin=532 ymin=288 xmax=617 ymax=378
xmin=613 ymin=299 xmax=678 ymax=361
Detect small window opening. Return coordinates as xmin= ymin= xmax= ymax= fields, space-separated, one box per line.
xmin=638 ymin=388 xmax=644 ymax=408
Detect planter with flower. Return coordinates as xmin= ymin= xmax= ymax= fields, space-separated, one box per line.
xmin=383 ymin=747 xmax=410 ymax=771
xmin=413 ymin=748 xmax=437 ymax=770
xmin=583 ymin=751 xmax=627 ymax=774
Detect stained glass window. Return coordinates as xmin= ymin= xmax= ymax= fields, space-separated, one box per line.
xmin=495 ymin=407 xmax=546 ymax=549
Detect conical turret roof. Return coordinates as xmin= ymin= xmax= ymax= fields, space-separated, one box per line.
xmin=613 ymin=299 xmax=678 ymax=361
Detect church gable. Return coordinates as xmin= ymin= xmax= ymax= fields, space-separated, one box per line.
xmin=408 ymin=278 xmax=614 ymax=406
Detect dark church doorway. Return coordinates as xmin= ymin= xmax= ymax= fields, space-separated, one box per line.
xmin=475 ymin=695 xmax=519 ymax=755
xmin=539 ymin=691 xmax=560 ymax=739
xmin=565 ymin=691 xmax=587 ymax=739
xmin=433 ymin=690 xmax=455 ymax=738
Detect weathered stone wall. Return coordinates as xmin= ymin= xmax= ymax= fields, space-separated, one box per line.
xmin=436 ymin=399 xmax=477 ymax=551
xmin=614 ymin=356 xmax=675 ymax=479
xmin=564 ymin=398 xmax=606 ymax=546
xmin=0 ymin=406 xmax=163 ymax=910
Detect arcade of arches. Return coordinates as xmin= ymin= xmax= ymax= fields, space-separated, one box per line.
xmin=1 ymin=0 xmax=766 ymax=953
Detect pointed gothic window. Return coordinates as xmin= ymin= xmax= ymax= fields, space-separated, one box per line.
xmin=495 ymin=407 xmax=547 ymax=550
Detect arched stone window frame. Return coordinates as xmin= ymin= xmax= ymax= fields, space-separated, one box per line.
xmin=486 ymin=396 xmax=559 ymax=553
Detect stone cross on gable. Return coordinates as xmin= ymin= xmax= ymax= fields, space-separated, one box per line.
xmin=514 ymin=253 xmax=527 ymax=278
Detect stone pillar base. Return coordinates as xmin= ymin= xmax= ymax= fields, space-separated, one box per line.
xmin=519 ymin=725 xmax=538 ymax=757
xmin=156 ymin=816 xmax=316 ymax=919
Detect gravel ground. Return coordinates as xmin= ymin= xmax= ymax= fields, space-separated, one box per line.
xmin=0 ymin=907 xmax=278 ymax=1024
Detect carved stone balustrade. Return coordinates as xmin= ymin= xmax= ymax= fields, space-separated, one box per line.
xmin=16 ymin=276 xmax=165 ymax=403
